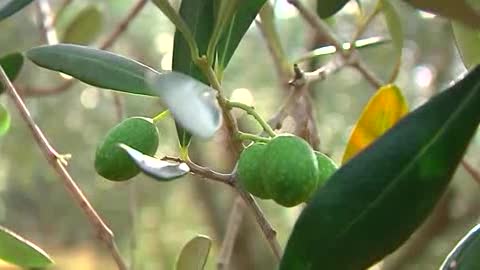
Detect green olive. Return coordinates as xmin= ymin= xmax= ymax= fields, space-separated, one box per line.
xmin=95 ymin=117 xmax=159 ymax=181
xmin=237 ymin=143 xmax=271 ymax=199
xmin=262 ymin=134 xmax=319 ymax=207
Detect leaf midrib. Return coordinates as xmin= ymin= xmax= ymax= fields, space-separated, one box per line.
xmin=30 ymin=48 xmax=154 ymax=90
xmin=327 ymin=80 xmax=480 ymax=251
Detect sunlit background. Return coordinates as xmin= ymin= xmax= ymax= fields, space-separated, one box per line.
xmin=0 ymin=0 xmax=479 ymax=269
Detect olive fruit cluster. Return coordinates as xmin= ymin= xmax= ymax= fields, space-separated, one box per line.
xmin=95 ymin=117 xmax=159 ymax=181
xmin=237 ymin=134 xmax=337 ymax=207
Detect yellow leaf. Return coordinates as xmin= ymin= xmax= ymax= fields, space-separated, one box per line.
xmin=342 ymin=84 xmax=408 ymax=164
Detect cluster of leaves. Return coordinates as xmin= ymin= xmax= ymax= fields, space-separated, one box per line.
xmin=0 ymin=0 xmax=480 ymax=269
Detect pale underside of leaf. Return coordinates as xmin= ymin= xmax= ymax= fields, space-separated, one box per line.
xmin=146 ymin=71 xmax=222 ymax=139
xmin=119 ymin=144 xmax=190 ymax=181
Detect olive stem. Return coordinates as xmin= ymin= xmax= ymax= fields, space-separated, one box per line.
xmin=227 ymin=101 xmax=276 ymax=137
xmin=0 ymin=67 xmax=128 ymax=270
xmin=236 ymin=132 xmax=271 ymax=144
xmin=152 ymin=109 xmax=170 ymax=123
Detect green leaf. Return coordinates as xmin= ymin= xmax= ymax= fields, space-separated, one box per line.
xmin=146 ymin=71 xmax=222 ymax=139
xmin=119 ymin=144 xmax=190 ymax=181
xmin=216 ymin=0 xmax=267 ymax=71
xmin=378 ymin=0 xmax=403 ymax=82
xmin=452 ymin=22 xmax=480 ymax=70
xmin=280 ymin=66 xmax=480 ymax=270
xmin=0 ymin=52 xmax=24 ymax=94
xmin=403 ymin=0 xmax=480 ymax=29
xmin=62 ymin=5 xmax=103 ymax=45
xmin=172 ymin=0 xmax=215 ymax=148
xmin=0 ymin=226 xmax=53 ymax=268
xmin=0 ymin=104 xmax=10 ymax=136
xmin=316 ymin=0 xmax=350 ymax=18
xmin=440 ymin=224 xmax=480 ymax=270
xmin=26 ymin=44 xmax=160 ymax=96
xmin=0 ymin=0 xmax=33 ymax=22
xmin=176 ymin=235 xmax=212 ymax=270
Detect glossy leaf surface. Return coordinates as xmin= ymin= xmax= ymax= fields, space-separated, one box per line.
xmin=26 ymin=44 xmax=159 ymax=96
xmin=342 ymin=84 xmax=408 ymax=163
xmin=280 ymin=66 xmax=480 ymax=270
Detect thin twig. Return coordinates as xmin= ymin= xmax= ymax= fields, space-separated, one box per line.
xmin=461 ymin=159 xmax=480 ymax=186
xmin=162 ymin=156 xmax=282 ymax=259
xmin=286 ymin=0 xmax=343 ymax=53
xmin=0 ymin=67 xmax=128 ymax=270
xmin=287 ymin=0 xmax=384 ymax=89
xmin=22 ymin=0 xmax=148 ymax=97
xmin=36 ymin=0 xmax=58 ymax=45
xmin=99 ymin=0 xmax=148 ymax=50
xmin=348 ymin=57 xmax=383 ymax=89
xmin=217 ymin=197 xmax=245 ymax=270
xmin=236 ymin=185 xmax=283 ymax=259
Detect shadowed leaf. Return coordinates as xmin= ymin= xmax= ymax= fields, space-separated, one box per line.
xmin=172 ymin=0 xmax=215 ymax=148
xmin=281 ymin=66 xmax=480 ymax=270
xmin=62 ymin=5 xmax=103 ymax=45
xmin=316 ymin=0 xmax=350 ymax=18
xmin=0 ymin=0 xmax=33 ymax=22
xmin=452 ymin=22 xmax=480 ymax=70
xmin=404 ymin=0 xmax=480 ymax=29
xmin=0 ymin=52 xmax=23 ymax=94
xmin=176 ymin=235 xmax=212 ymax=270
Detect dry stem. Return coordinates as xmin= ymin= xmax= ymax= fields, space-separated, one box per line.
xmin=0 ymin=68 xmax=127 ymax=270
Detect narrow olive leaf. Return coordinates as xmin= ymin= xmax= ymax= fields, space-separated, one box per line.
xmin=379 ymin=0 xmax=403 ymax=82
xmin=403 ymin=0 xmax=480 ymax=29
xmin=176 ymin=235 xmax=212 ymax=270
xmin=62 ymin=5 xmax=103 ymax=45
xmin=146 ymin=71 xmax=222 ymax=139
xmin=452 ymin=22 xmax=480 ymax=70
xmin=119 ymin=144 xmax=190 ymax=181
xmin=316 ymin=0 xmax=350 ymax=18
xmin=216 ymin=0 xmax=267 ymax=71
xmin=342 ymin=84 xmax=408 ymax=164
xmin=172 ymin=0 xmax=215 ymax=148
xmin=0 ymin=104 xmax=10 ymax=136
xmin=0 ymin=0 xmax=33 ymax=22
xmin=26 ymin=44 xmax=160 ymax=96
xmin=0 ymin=52 xmax=24 ymax=94
xmin=280 ymin=66 xmax=480 ymax=270
xmin=294 ymin=36 xmax=389 ymax=63
xmin=440 ymin=224 xmax=480 ymax=270
xmin=0 ymin=226 xmax=53 ymax=268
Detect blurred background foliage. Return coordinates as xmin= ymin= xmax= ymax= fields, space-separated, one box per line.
xmin=0 ymin=0 xmax=479 ymax=269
